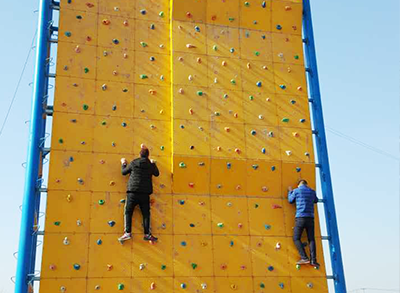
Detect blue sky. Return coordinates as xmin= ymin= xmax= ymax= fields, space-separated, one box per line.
xmin=0 ymin=1 xmax=398 ymax=293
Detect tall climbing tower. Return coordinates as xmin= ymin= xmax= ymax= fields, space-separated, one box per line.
xmin=15 ymin=0 xmax=347 ymax=293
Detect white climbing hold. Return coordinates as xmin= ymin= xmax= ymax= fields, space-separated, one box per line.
xmin=286 ymin=150 xmax=292 ymax=156
xmin=63 ymin=237 xmax=70 ymax=245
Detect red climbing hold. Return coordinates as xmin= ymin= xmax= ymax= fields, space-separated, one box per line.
xmin=86 ymin=2 xmax=94 ymax=8
xmin=272 ymin=204 xmax=282 ymax=209
xmin=186 ymin=12 xmax=192 ymax=18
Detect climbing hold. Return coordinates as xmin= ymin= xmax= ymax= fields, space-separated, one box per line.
xmin=244 ymin=1 xmax=250 ymax=6
xmin=178 ymin=88 xmax=184 ymax=94
xmin=63 ymin=237 xmax=70 ymax=245
xmin=179 ymin=200 xmax=185 ymax=205
xmin=268 ymin=265 xmax=274 ymax=271
xmin=227 ymin=202 xmax=232 ymax=207
xmin=150 ymin=282 xmax=156 ymax=290
xmin=213 ymin=45 xmax=218 ymax=51
xmin=275 ymin=242 xmax=281 ymax=250
xmin=280 ymin=84 xmax=286 ymax=90
xmin=294 ymin=54 xmax=300 ymax=60
xmin=230 ymin=79 xmax=236 ymax=85
xmin=276 ymin=24 xmax=282 ymax=30
xmin=279 ymin=283 xmax=285 ymax=289
xmin=108 ymin=220 xmax=115 ymax=227
xmin=262 ymin=186 xmax=269 ymax=192
xmin=123 ymin=20 xmax=129 ymax=26
xmin=260 ymin=283 xmax=265 ymax=289
xmin=180 ymin=124 xmax=185 ymax=129
xmin=290 ymin=99 xmax=296 ymax=104
xmin=220 ymin=264 xmax=227 ymax=270
xmin=254 ymin=51 xmax=260 ymax=56
xmin=228 ymin=17 xmax=235 ymax=22
xmin=101 ymin=120 xmax=107 ymax=125
xmin=140 ymin=74 xmax=148 ymax=79
xmin=194 ymin=26 xmax=200 ymax=32
xmin=196 ymin=91 xmax=203 ymax=96
xmin=118 ymin=284 xmax=124 ymax=290
xmin=235 ymin=148 xmax=241 ymax=154
xmin=297 ymin=86 xmax=303 ymax=91
xmin=186 ymin=12 xmax=192 ymax=18
xmin=268 ymin=131 xmax=274 ymax=137
xmin=305 ymin=152 xmax=310 ymax=157
xmin=181 ymin=241 xmax=187 ymax=246
xmin=282 ymin=118 xmax=290 ymax=123
xmin=227 ymin=162 xmax=231 ymax=169
xmin=230 ymin=240 xmax=234 ymax=247
xmin=264 ymin=224 xmax=272 ymax=230
xmin=84 ymin=68 xmax=89 ymax=73
xmin=217 ymin=223 xmax=224 ymax=228
xmin=140 ymin=42 xmax=148 ymax=47
xmin=75 ymin=45 xmax=81 ymax=53
xmin=112 ymin=39 xmax=119 ymax=45
xmin=217 ymin=184 xmax=222 ymax=189
xmin=222 ymin=61 xmax=227 ymax=66
xmin=258 ymin=115 xmax=264 ymax=120
xmin=64 ymin=31 xmax=72 ymax=37
xmin=149 ymin=56 xmax=155 ymax=61
xmin=251 ymin=130 xmax=257 ymax=135
xmin=159 ymin=11 xmax=164 ymax=17
xmin=73 ymin=264 xmax=80 ymax=270
xmin=292 ymin=132 xmax=299 ymax=137
xmin=300 ymin=118 xmax=306 ymax=123
xmin=225 ymin=127 xmax=230 ymax=132
xmin=186 ymin=44 xmax=197 ymax=49
xmin=189 ymin=145 xmax=195 ymax=150
xmin=60 ymin=286 xmax=66 ymax=293
xmin=286 ymin=150 xmax=292 ymax=156
xmin=191 ymin=263 xmax=198 ymax=270
xmin=161 ymin=264 xmax=166 ymax=270
xmin=252 ymin=164 xmax=258 ymax=170
xmin=261 ymin=148 xmax=266 ymax=154
xmin=97 ymin=239 xmax=102 ymax=245
xmin=188 ymin=75 xmax=193 ymax=81
xmin=230 ymin=48 xmax=235 ymax=53
xmin=99 ymin=199 xmax=105 ymax=205
xmin=214 ymin=111 xmax=221 ymax=116
xmin=231 ymin=284 xmax=237 ymax=290
xmin=49 ymin=264 xmax=56 ymax=270
xmin=261 ymin=1 xmax=266 ymax=7
xmin=307 ymin=283 xmax=314 ymax=289
xmin=181 ymin=283 xmax=187 ymax=289
xmin=238 ymin=223 xmax=243 ymax=228
xmin=256 ymin=81 xmax=262 ymax=87
xmin=197 ymin=57 xmax=202 ymax=63
xmin=101 ymin=84 xmax=107 ymax=91
xmin=160 ymin=145 xmax=165 ymax=151
xmin=201 ymin=283 xmax=207 ymax=289
xmin=150 ymin=23 xmax=155 ymax=30
xmin=296 ymin=167 xmax=302 ymax=172
xmin=189 ymin=223 xmax=195 ymax=227
xmin=140 ymin=9 xmax=146 ymax=15
xmin=54 ymin=221 xmax=61 ymax=226
xmin=139 ymin=263 xmax=145 ymax=270
xmin=102 ymin=19 xmax=110 ymax=25
xmin=77 ymin=178 xmax=84 ymax=185
xmin=107 ymin=264 xmax=113 ymax=271
xmin=254 ymin=203 xmax=259 ymax=208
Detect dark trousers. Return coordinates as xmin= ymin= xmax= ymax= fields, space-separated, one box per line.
xmin=124 ymin=192 xmax=151 ymax=235
xmin=293 ymin=217 xmax=316 ymax=261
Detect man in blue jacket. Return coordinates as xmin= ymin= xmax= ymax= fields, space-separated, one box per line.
xmin=288 ymin=179 xmax=320 ymax=266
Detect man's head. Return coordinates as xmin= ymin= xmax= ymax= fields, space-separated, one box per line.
xmin=140 ymin=147 xmax=149 ymax=158
xmin=298 ymin=179 xmax=308 ymax=187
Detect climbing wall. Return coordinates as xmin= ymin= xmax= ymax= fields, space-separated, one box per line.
xmin=40 ymin=0 xmax=329 ymax=292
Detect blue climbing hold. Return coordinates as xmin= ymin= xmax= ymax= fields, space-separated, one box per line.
xmin=230 ymin=241 xmax=234 ymax=247
xmin=179 ymin=200 xmax=185 ymax=205
xmin=251 ymin=130 xmax=256 ymax=135
xmin=296 ymin=167 xmax=301 ymax=172
xmin=261 ymin=35 xmax=266 ymax=39
xmin=230 ymin=48 xmax=235 ymax=53
xmin=140 ymin=9 xmax=146 ymax=15
xmin=280 ymin=84 xmax=286 ymax=90
xmin=265 ymin=224 xmax=271 ymax=230
xmin=261 ymin=148 xmax=266 ymax=154
xmin=252 ymin=165 xmax=259 ymax=170
xmin=300 ymin=118 xmax=306 ymax=123
xmin=227 ymin=162 xmax=231 ymax=169
xmin=189 ymin=223 xmax=195 ymax=227
xmin=150 ymin=56 xmax=155 ymax=61
xmin=256 ymin=81 xmax=262 ymax=87
xmin=268 ymin=265 xmax=274 ymax=271
xmin=108 ymin=220 xmax=115 ymax=227
xmin=271 ymin=166 xmax=276 ymax=171
xmin=69 ymin=156 xmax=74 ymax=162
xmin=97 ymin=239 xmax=102 ymax=245
xmin=150 ymin=24 xmax=155 ymax=30
xmin=73 ymin=263 xmax=81 ymax=270
xmin=276 ymin=24 xmax=282 ymax=30
xmin=261 ymin=1 xmax=266 ymax=8
xmin=181 ymin=283 xmax=187 ymax=289
xmin=279 ymin=283 xmax=285 ymax=289
xmin=194 ymin=26 xmax=200 ymax=32
xmin=181 ymin=241 xmax=187 ymax=246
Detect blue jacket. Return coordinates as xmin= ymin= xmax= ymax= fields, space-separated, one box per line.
xmin=288 ymin=185 xmax=318 ymax=218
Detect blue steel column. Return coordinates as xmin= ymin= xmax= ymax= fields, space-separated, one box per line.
xmin=302 ymin=1 xmax=347 ymax=293
xmin=15 ymin=0 xmax=52 ymax=292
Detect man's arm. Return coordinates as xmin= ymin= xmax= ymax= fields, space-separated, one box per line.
xmin=288 ymin=188 xmax=297 ymax=204
xmin=121 ymin=160 xmax=132 ymax=176
xmin=313 ymin=190 xmax=319 ymax=204
xmin=150 ymin=159 xmax=160 ymax=177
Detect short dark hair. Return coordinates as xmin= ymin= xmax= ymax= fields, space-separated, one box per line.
xmin=298 ymin=179 xmax=308 ymax=185
xmin=140 ymin=148 xmax=149 ymax=158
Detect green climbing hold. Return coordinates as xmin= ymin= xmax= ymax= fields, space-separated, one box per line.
xmin=160 ymin=145 xmax=165 ymax=151
xmin=213 ymin=45 xmax=218 ymax=51
xmin=294 ymin=55 xmax=299 ymax=60
xmin=140 ymin=41 xmax=148 ymax=47
xmin=118 ymin=284 xmax=124 ymax=290
xmin=197 ymin=91 xmax=203 ymax=96
xmin=191 ymin=263 xmax=198 ymax=270
xmin=260 ymin=283 xmax=265 ymax=289
xmin=159 ymin=11 xmax=164 ymax=17
xmin=254 ymin=51 xmax=260 ymax=56
xmin=179 ymin=162 xmax=186 ymax=168
xmin=255 ymin=204 xmax=259 ymax=208
xmin=84 ymin=68 xmax=89 ymax=73
xmin=223 ymin=94 xmax=228 ymax=99
xmin=249 ymin=95 xmax=254 ymax=100
xmin=83 ymin=104 xmax=89 ymax=110
xmin=228 ymin=17 xmax=235 ymax=22
xmin=99 ymin=200 xmax=105 ymax=205
xmin=230 ymin=79 xmax=236 ymax=85
xmin=214 ymin=112 xmax=221 ymax=116
xmin=101 ymin=120 xmax=107 ymax=125
xmin=54 ymin=221 xmax=61 ymax=226
xmin=65 ymin=31 xmax=72 ymax=37
xmin=76 ymin=15 xmax=82 ymax=19
xmin=230 ymin=48 xmax=235 ymax=53
xmin=140 ymin=74 xmax=148 ymax=79
xmin=161 ymin=264 xmax=167 ymax=270
xmin=217 ymin=223 xmax=224 ymax=228
xmin=58 ymin=138 xmax=64 ymax=144
xmin=244 ymin=1 xmax=250 ymax=6
xmin=282 ymin=118 xmax=290 ymax=123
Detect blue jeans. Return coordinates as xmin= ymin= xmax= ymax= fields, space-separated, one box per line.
xmin=293 ymin=217 xmax=316 ymax=261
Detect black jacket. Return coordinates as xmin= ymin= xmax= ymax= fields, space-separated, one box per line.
xmin=122 ymin=157 xmax=160 ymax=194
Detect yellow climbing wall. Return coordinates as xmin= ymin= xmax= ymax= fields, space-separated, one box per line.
xmin=40 ymin=0 xmax=329 ymax=292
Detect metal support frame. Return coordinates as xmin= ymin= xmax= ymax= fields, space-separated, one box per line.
xmin=15 ymin=0 xmax=53 ymax=292
xmin=302 ymin=1 xmax=347 ymax=293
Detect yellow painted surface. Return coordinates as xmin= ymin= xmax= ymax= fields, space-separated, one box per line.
xmin=41 ymin=0 xmax=329 ymax=292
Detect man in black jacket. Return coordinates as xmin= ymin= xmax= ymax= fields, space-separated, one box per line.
xmin=118 ymin=145 xmax=160 ymax=242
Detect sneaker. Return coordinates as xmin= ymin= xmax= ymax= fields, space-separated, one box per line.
xmin=311 ymin=260 xmax=320 ymax=267
xmin=118 ymin=232 xmax=132 ymax=242
xmin=296 ymin=259 xmax=310 ymax=265
xmin=143 ymin=234 xmax=158 ymax=242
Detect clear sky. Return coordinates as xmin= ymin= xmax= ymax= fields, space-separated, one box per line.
xmin=0 ymin=1 xmax=398 ymax=293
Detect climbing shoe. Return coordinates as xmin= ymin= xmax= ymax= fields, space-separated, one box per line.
xmin=296 ymin=259 xmax=310 ymax=265
xmin=143 ymin=234 xmax=158 ymax=242
xmin=118 ymin=232 xmax=132 ymax=242
xmin=311 ymin=260 xmax=320 ymax=267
